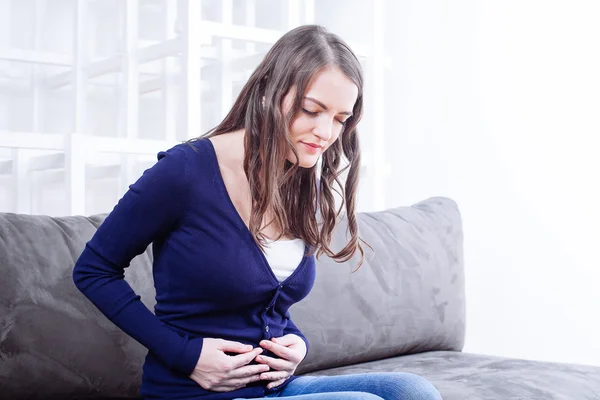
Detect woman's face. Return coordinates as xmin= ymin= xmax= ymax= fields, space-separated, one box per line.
xmin=282 ymin=66 xmax=359 ymax=168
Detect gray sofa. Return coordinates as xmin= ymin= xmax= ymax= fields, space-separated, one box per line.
xmin=1 ymin=197 xmax=599 ymax=399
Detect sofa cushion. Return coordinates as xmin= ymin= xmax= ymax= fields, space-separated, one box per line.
xmin=294 ymin=197 xmax=466 ymax=374
xmin=0 ymin=213 xmax=152 ymax=400
xmin=306 ymin=351 xmax=600 ymax=400
xmin=0 ymin=196 xmax=464 ymax=398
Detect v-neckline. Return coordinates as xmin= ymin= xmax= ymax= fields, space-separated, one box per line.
xmin=204 ymin=138 xmax=309 ymax=286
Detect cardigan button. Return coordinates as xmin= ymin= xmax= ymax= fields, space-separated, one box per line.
xmin=265 ymin=325 xmax=270 ymax=332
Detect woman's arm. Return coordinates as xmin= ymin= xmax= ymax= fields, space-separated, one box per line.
xmin=72 ymin=145 xmax=202 ymax=376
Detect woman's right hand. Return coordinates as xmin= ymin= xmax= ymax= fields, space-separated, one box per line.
xmin=189 ymin=338 xmax=270 ymax=392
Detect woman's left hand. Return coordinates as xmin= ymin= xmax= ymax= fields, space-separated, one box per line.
xmin=256 ymin=334 xmax=307 ymax=389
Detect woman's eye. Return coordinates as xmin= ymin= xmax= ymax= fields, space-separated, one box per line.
xmin=302 ymin=109 xmax=318 ymax=116
xmin=303 ymin=108 xmax=347 ymax=126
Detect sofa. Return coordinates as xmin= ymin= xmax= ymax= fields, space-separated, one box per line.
xmin=1 ymin=196 xmax=599 ymax=399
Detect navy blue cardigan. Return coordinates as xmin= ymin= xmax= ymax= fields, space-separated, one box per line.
xmin=73 ymin=138 xmax=316 ymax=399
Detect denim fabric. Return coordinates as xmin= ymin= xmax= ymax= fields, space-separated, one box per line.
xmin=237 ymin=373 xmax=442 ymax=400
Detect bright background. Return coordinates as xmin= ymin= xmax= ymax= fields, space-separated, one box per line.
xmin=1 ymin=0 xmax=598 ymax=367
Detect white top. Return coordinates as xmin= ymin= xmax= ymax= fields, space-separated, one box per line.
xmin=263 ymin=238 xmax=305 ymax=282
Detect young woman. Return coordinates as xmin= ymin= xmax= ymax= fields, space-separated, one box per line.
xmin=73 ymin=25 xmax=442 ymax=400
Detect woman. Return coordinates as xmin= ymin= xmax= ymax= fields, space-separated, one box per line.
xmin=73 ymin=25 xmax=442 ymax=400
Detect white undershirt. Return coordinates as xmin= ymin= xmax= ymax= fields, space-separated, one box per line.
xmin=263 ymin=238 xmax=305 ymax=282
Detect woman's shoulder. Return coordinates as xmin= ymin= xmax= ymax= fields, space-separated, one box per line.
xmin=160 ymin=138 xmax=216 ymax=177
xmin=134 ymin=138 xmax=218 ymax=207
xmin=166 ymin=137 xmax=212 ymax=158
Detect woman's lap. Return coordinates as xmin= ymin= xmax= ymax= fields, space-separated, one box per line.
xmin=236 ymin=372 xmax=442 ymax=400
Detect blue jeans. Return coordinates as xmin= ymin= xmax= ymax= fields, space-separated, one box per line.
xmin=239 ymin=373 xmax=442 ymax=399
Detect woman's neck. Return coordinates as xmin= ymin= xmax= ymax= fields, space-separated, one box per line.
xmin=211 ymin=129 xmax=246 ymax=174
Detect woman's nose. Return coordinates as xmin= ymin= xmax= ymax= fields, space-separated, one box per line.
xmin=312 ymin=116 xmax=333 ymax=142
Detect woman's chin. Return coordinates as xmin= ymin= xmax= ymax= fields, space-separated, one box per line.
xmin=296 ymin=155 xmax=319 ymax=168
xmin=286 ymin=154 xmax=319 ymax=169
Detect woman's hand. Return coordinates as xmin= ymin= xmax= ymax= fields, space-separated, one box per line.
xmin=189 ymin=338 xmax=270 ymax=392
xmin=255 ymin=334 xmax=307 ymax=389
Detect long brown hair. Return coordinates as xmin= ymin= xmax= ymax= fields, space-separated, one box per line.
xmin=190 ymin=25 xmax=367 ymax=268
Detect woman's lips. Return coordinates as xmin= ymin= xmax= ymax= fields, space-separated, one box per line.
xmin=301 ymin=142 xmax=322 ymax=154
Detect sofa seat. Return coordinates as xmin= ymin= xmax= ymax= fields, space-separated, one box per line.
xmin=307 ymin=351 xmax=600 ymax=400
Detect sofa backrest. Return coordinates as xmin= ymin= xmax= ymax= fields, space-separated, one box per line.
xmin=0 ymin=196 xmax=465 ymax=399
xmin=0 ymin=213 xmax=155 ymax=399
xmin=294 ymin=196 xmax=466 ymax=374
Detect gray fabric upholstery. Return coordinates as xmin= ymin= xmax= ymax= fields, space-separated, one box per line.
xmin=307 ymin=351 xmax=600 ymax=400
xmin=2 ymin=196 xmax=600 ymax=399
xmin=294 ymin=197 xmax=466 ymax=374
xmin=0 ymin=213 xmax=152 ymax=399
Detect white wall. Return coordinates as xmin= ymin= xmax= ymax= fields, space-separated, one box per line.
xmin=386 ymin=0 xmax=600 ymax=366
xmin=0 ymin=0 xmax=389 ymax=216
xmin=2 ymin=0 xmax=599 ymax=367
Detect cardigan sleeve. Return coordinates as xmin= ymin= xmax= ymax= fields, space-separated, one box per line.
xmin=72 ymin=145 xmax=203 ymax=376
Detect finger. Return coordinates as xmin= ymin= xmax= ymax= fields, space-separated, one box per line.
xmin=267 ymin=378 xmax=288 ymax=390
xmin=227 ymin=363 xmax=270 ymax=379
xmin=260 ymin=370 xmax=290 ymax=382
xmin=222 ymin=374 xmax=264 ymax=391
xmin=255 ymin=354 xmax=291 ymax=371
xmin=260 ymin=340 xmax=295 ymax=359
xmin=231 ymin=347 xmax=264 ymax=368
xmin=189 ymin=373 xmax=262 ymax=393
xmin=218 ymin=340 xmax=254 ymax=354
xmin=209 ymin=385 xmax=241 ymax=393
xmin=270 ymin=334 xmax=302 ymax=347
